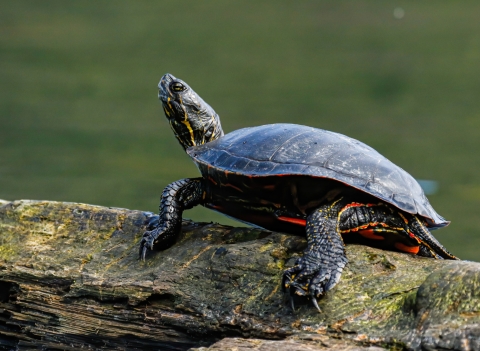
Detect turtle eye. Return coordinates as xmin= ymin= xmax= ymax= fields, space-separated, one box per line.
xmin=171 ymin=82 xmax=186 ymax=92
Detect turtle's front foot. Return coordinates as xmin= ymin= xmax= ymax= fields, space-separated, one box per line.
xmin=139 ymin=212 xmax=162 ymax=260
xmin=282 ymin=251 xmax=347 ymax=311
xmin=139 ymin=225 xmax=178 ymax=261
xmin=139 ymin=229 xmax=159 ymax=260
xmin=139 ymin=178 xmax=206 ymax=261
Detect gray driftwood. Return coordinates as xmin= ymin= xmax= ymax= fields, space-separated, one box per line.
xmin=0 ymin=200 xmax=479 ymax=350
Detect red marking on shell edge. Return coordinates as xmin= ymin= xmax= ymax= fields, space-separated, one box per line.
xmin=277 ymin=216 xmax=307 ymax=226
xmin=193 ymin=159 xmax=446 ymax=228
xmin=358 ymin=229 xmax=384 ymax=240
xmin=394 ymin=242 xmax=420 ymax=255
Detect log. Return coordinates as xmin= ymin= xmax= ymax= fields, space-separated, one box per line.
xmin=0 ymin=200 xmax=479 ymax=350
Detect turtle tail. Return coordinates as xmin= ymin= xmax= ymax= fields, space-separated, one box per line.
xmin=410 ymin=216 xmax=458 ymax=260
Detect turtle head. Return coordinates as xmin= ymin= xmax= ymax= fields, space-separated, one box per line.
xmin=158 ymin=73 xmax=224 ymax=150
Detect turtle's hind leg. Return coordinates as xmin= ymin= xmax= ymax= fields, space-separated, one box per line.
xmin=140 ymin=178 xmax=206 ymax=260
xmin=282 ymin=199 xmax=348 ymax=311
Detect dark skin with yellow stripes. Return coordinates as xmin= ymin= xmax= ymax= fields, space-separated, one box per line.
xmin=141 ymin=73 xmax=458 ymax=311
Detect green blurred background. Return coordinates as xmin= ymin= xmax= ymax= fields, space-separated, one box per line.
xmin=1 ymin=1 xmax=479 ymax=260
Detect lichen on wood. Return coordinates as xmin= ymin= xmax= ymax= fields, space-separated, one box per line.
xmin=0 ymin=200 xmax=479 ymax=351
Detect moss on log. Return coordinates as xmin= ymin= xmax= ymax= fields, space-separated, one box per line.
xmin=0 ymin=200 xmax=479 ymax=350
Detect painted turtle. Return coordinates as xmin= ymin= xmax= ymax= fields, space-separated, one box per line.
xmin=141 ymin=73 xmax=457 ymax=310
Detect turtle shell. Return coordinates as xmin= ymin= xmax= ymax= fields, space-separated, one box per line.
xmin=187 ymin=123 xmax=448 ymax=228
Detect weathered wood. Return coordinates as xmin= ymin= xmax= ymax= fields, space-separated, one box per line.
xmin=0 ymin=200 xmax=479 ymax=351
xmin=191 ymin=336 xmax=387 ymax=351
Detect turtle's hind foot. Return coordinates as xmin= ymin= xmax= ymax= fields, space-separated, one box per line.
xmin=282 ymin=254 xmax=345 ymax=312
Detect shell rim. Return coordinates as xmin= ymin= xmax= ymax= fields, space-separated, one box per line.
xmin=187 ymin=148 xmax=450 ymax=229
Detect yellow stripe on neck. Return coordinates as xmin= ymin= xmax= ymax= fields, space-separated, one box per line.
xmin=179 ymin=96 xmax=196 ymax=146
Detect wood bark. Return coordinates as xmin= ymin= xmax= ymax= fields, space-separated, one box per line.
xmin=0 ymin=200 xmax=479 ymax=350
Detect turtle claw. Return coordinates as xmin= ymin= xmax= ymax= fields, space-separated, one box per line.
xmin=140 ymin=246 xmax=148 ymax=261
xmin=282 ymin=253 xmax=346 ymax=311
xmin=311 ymin=295 xmax=321 ymax=312
xmin=139 ymin=230 xmax=156 ymax=261
xmin=139 ymin=225 xmax=178 ymax=261
xmin=290 ymin=296 xmax=295 ymax=312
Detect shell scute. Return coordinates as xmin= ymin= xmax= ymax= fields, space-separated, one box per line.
xmin=187 ymin=123 xmax=448 ymax=228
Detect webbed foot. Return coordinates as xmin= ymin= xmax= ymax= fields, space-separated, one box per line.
xmin=139 ymin=178 xmax=206 ymax=261
xmin=139 ymin=225 xmax=179 ymax=261
xmin=139 ymin=213 xmax=162 ymax=260
xmin=139 ymin=229 xmax=158 ymax=261
xmin=282 ymin=253 xmax=346 ymax=311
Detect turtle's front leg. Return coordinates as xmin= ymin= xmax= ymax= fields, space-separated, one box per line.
xmin=282 ymin=200 xmax=347 ymax=310
xmin=140 ymin=178 xmax=205 ymax=260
